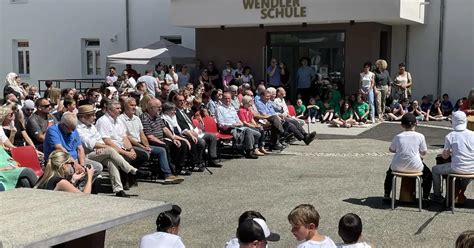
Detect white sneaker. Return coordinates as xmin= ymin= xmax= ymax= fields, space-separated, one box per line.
xmin=307 ymin=117 xmax=311 ymax=123
xmin=311 ymin=117 xmax=316 ymax=123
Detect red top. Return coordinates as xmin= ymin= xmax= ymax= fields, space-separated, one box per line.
xmin=238 ymin=107 xmax=254 ymax=123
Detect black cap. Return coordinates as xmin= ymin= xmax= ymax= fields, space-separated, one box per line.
xmin=237 ymin=218 xmax=280 ymax=243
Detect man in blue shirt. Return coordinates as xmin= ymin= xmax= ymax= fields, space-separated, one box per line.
xmin=255 ymin=90 xmax=286 ymax=150
xmin=256 ymin=90 xmax=316 ymax=147
xmin=43 ymin=113 xmax=103 ymax=188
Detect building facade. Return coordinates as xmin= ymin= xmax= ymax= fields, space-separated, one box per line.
xmin=0 ymin=0 xmax=195 ymax=94
xmin=171 ymin=0 xmax=473 ymax=102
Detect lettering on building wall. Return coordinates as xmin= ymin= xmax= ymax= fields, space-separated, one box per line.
xmin=243 ymin=0 xmax=307 ymax=19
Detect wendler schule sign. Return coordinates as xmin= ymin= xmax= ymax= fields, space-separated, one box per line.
xmin=243 ymin=0 xmax=307 ymax=19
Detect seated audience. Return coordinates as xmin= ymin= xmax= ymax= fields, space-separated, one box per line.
xmin=76 ymin=105 xmax=154 ymax=197
xmin=26 ymin=98 xmax=58 ymax=150
xmin=53 ymin=96 xmax=76 ymax=121
xmin=216 ymin=92 xmax=260 ymax=159
xmin=141 ymin=98 xmax=191 ymax=176
xmin=173 ymin=94 xmax=222 ymax=168
xmin=295 ymin=99 xmax=306 ymax=120
xmin=383 ymin=113 xmax=432 ymax=203
xmin=441 ymin=93 xmax=453 ymax=116
xmin=161 ymin=102 xmax=205 ymax=172
xmin=353 ymin=94 xmax=370 ymax=123
xmin=426 ymin=99 xmax=446 ymax=121
xmin=306 ymin=97 xmax=320 ymax=124
xmin=431 ymin=111 xmax=474 ymax=203
xmin=35 ymin=150 xmax=95 ymax=193
xmin=0 ymin=147 xmax=37 ymax=190
xmin=238 ymin=96 xmax=268 ymax=156
xmin=43 ymin=113 xmax=103 ymax=189
xmin=337 ymin=213 xmax=372 ymax=248
xmin=140 ymin=205 xmax=185 ymax=248
xmin=96 ymin=100 xmax=148 ymax=169
xmin=387 ymin=98 xmax=409 ymax=121
xmin=408 ymin=100 xmax=425 ymax=121
xmin=331 ymin=102 xmax=357 ymax=128
xmin=118 ymin=98 xmax=183 ymax=183
xmin=420 ymin=96 xmax=432 ymax=119
xmin=288 ymin=204 xmax=336 ymax=247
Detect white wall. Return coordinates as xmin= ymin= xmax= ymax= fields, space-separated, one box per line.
xmin=0 ymin=0 xmax=195 ymax=95
xmin=405 ymin=0 xmax=473 ymax=102
xmin=440 ymin=0 xmax=474 ymax=100
xmin=405 ymin=0 xmax=441 ymax=101
xmin=171 ymin=0 xmax=425 ymax=27
xmin=0 ymin=0 xmax=128 ymax=93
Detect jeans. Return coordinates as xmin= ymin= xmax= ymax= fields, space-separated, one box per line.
xmin=384 ymin=165 xmax=432 ymax=199
xmin=308 ymin=108 xmax=318 ymax=119
xmin=250 ymin=127 xmax=266 ymax=148
xmin=432 ymin=163 xmax=472 ymax=197
xmin=134 ymin=146 xmax=173 ymax=177
xmin=368 ymin=89 xmax=375 ymax=122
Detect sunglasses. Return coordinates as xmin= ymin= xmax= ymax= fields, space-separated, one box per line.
xmin=64 ymin=161 xmax=75 ymax=166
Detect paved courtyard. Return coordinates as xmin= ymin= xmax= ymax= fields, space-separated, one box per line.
xmin=104 ymin=122 xmax=473 ymax=248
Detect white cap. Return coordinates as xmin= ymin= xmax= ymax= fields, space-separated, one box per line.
xmin=452 ymin=111 xmax=467 ymax=131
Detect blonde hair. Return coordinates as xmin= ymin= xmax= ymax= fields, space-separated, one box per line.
xmin=288 ymin=204 xmax=320 ymax=228
xmin=48 ymin=88 xmax=61 ymax=105
xmin=140 ymin=94 xmax=154 ymax=113
xmin=34 ymin=150 xmax=71 ymax=189
xmin=375 ymin=59 xmax=388 ymax=70
xmin=0 ymin=105 xmax=13 ymax=124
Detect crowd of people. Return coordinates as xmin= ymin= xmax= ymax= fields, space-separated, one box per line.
xmin=0 ymin=56 xmax=473 ymax=247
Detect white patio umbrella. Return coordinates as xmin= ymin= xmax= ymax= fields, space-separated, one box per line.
xmin=107 ymin=39 xmax=195 ymax=65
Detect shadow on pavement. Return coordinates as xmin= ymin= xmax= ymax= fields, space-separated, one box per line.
xmin=342 ymin=197 xmax=456 ymax=213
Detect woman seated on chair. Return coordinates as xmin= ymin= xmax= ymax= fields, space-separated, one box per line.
xmin=382 ymin=113 xmax=432 ymax=204
xmin=0 ymin=147 xmax=38 ymax=191
xmin=0 ymin=104 xmax=44 ymax=163
xmin=34 ymin=150 xmax=95 ymax=193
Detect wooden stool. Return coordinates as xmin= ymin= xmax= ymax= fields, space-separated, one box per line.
xmin=467 ymin=120 xmax=474 ymax=131
xmin=391 ymin=171 xmax=423 ymax=211
xmin=446 ymin=173 xmax=474 ymax=213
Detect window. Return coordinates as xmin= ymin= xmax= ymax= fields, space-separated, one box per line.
xmin=14 ymin=40 xmax=30 ymax=76
xmin=83 ymin=39 xmax=101 ymax=76
xmin=161 ymin=36 xmax=182 ymax=45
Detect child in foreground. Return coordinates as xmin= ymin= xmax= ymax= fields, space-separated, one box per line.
xmin=288 ymin=204 xmax=336 ymax=248
xmin=337 ymin=213 xmax=372 ymax=248
xmin=139 ymin=205 xmax=185 ymax=248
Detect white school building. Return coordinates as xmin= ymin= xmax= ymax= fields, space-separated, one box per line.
xmin=0 ymin=0 xmax=195 ymax=94
xmin=170 ymin=0 xmax=473 ymax=101
xmin=0 ymin=0 xmax=472 ymax=102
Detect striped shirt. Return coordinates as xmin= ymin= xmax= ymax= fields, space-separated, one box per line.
xmin=140 ymin=112 xmax=165 ymax=139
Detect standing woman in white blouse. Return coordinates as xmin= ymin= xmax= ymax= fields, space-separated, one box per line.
xmin=165 ymin=65 xmax=179 ymax=91
xmin=393 ymin=63 xmax=413 ymax=100
xmin=360 ymin=62 xmax=376 ymax=123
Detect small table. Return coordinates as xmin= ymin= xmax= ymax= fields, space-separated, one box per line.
xmin=0 ymin=188 xmax=171 ymax=248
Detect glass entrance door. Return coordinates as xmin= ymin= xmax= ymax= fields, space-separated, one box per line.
xmin=267 ymin=31 xmax=345 ymax=102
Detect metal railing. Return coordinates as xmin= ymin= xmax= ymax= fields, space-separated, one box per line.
xmin=37 ymin=79 xmax=105 ymax=94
